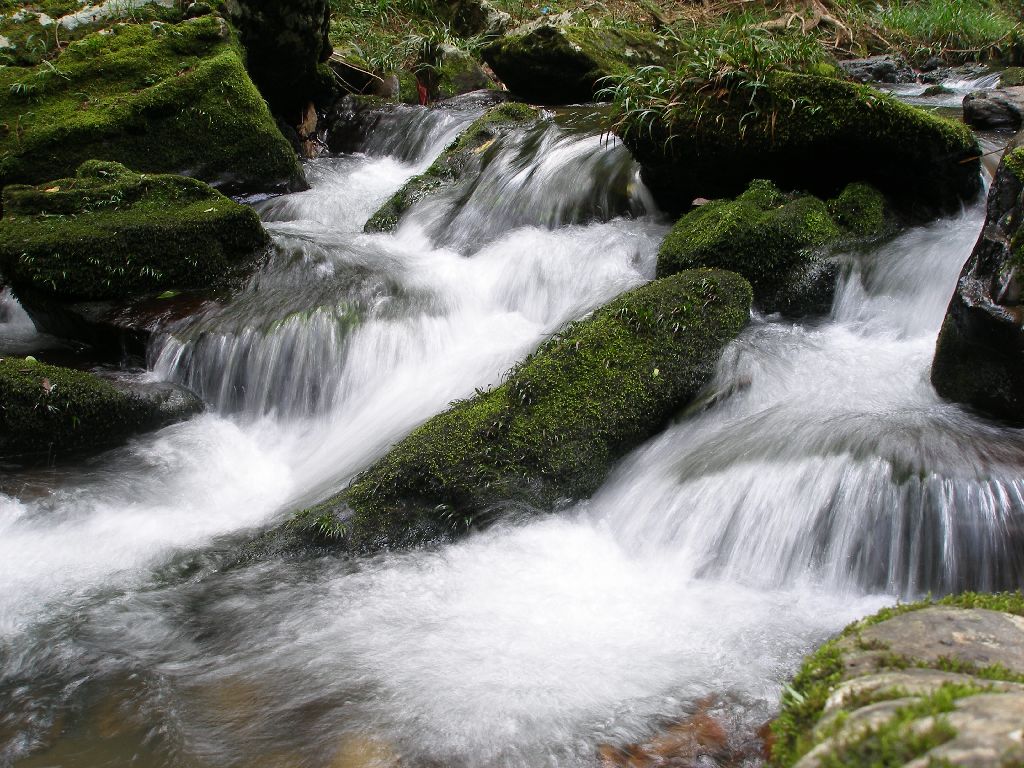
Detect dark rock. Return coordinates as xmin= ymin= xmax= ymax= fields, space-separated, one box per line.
xmin=922 ymin=55 xmax=945 ymax=72
xmin=1001 ymin=67 xmax=1024 ymax=88
xmin=0 ymin=356 xmax=203 ymax=463
xmin=224 ymin=0 xmax=332 ymax=118
xmin=920 ymin=63 xmax=991 ymax=84
xmin=932 ymin=138 xmax=1024 ymax=423
xmin=838 ymin=54 xmax=915 ymax=84
xmin=963 ymin=87 xmax=1024 ymax=130
xmin=184 ymin=1 xmax=212 ymax=18
xmin=448 ymin=0 xmax=511 ymax=38
xmin=483 ymin=23 xmax=671 ymax=104
xmin=419 ymin=42 xmax=493 ymax=102
xmin=288 ymin=269 xmax=753 ymax=551
xmin=617 ymin=72 xmax=982 ymax=219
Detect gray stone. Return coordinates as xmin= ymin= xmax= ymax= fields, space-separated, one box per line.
xmin=838 ymin=55 xmax=915 ymax=84
xmin=963 ymin=87 xmax=1024 ymax=130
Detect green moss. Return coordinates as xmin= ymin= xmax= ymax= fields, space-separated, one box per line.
xmin=0 ymin=160 xmax=269 ymax=302
xmin=656 ymin=180 xmax=885 ymax=305
xmin=0 ymin=14 xmax=304 ymax=193
xmin=0 ymin=356 xmax=196 ymax=459
xmin=364 ymin=101 xmax=539 ymax=232
xmin=1003 ymin=146 xmax=1024 ymax=183
xmin=482 ymin=24 xmax=671 ymax=104
xmin=771 ymin=591 xmax=1024 ymax=766
xmin=292 ymin=269 xmax=752 ymax=550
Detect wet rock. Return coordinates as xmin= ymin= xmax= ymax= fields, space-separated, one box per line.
xmin=773 ymin=595 xmax=1024 ymax=768
xmin=598 ymin=709 xmax=731 ymax=767
xmin=963 ymin=87 xmax=1024 ymax=130
xmin=364 ymin=101 xmax=539 ymax=232
xmin=0 ymin=356 xmax=202 ymax=462
xmin=920 ymin=63 xmax=991 ymax=85
xmin=618 ymin=72 xmax=982 ymax=219
xmin=657 ymin=180 xmax=890 ymax=316
xmin=289 ymin=269 xmax=752 ymax=551
xmin=448 ymin=0 xmax=511 ymax=38
xmin=224 ymin=0 xmax=332 ymax=118
xmin=838 ymin=54 xmax=915 ymax=84
xmin=0 ymin=161 xmax=268 ymax=353
xmin=483 ymin=23 xmax=671 ymax=104
xmin=932 ymin=137 xmax=1024 ymax=423
xmin=0 ymin=14 xmax=306 ymax=195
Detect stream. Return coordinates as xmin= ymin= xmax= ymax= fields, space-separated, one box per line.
xmin=0 ymin=100 xmax=1020 ymax=767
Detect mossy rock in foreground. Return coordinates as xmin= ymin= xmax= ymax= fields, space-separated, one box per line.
xmin=619 ymin=71 xmax=981 ymax=219
xmin=0 ymin=14 xmax=305 ymax=193
xmin=364 ymin=100 xmax=539 ymax=233
xmin=771 ymin=592 xmax=1024 ymax=768
xmin=0 ymin=357 xmax=203 ymax=461
xmin=658 ymin=180 xmax=889 ymax=314
xmin=0 ymin=160 xmax=269 ymax=303
xmin=292 ymin=269 xmax=752 ymax=551
xmin=483 ymin=24 xmax=671 ymax=105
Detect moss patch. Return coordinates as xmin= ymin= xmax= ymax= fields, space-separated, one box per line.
xmin=617 ymin=71 xmax=981 ymax=218
xmin=483 ymin=24 xmax=671 ymax=104
xmin=0 ymin=356 xmax=198 ymax=459
xmin=364 ymin=100 xmax=539 ymax=232
xmin=0 ymin=160 xmax=269 ymax=302
xmin=657 ymin=180 xmax=887 ymax=310
xmin=292 ymin=269 xmax=752 ymax=550
xmin=0 ymin=14 xmax=304 ymax=193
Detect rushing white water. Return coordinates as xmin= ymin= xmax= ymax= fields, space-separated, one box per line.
xmin=0 ymin=101 xmax=1017 ymax=768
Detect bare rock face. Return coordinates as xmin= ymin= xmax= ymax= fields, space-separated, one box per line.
xmin=932 ymin=136 xmax=1024 ymax=423
xmin=773 ymin=597 xmax=1024 ymax=768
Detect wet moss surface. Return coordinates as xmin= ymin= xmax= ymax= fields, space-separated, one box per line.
xmin=0 ymin=160 xmax=269 ymax=302
xmin=619 ymin=71 xmax=981 ymax=218
xmin=657 ymin=180 xmax=889 ymax=312
xmin=291 ymin=268 xmax=752 ymax=551
xmin=0 ymin=13 xmax=305 ymax=193
xmin=364 ymin=101 xmax=539 ymax=232
xmin=0 ymin=356 xmax=201 ymax=460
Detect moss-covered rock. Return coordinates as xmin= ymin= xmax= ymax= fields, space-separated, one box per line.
xmin=771 ymin=593 xmax=1024 ymax=768
xmin=618 ymin=72 xmax=981 ymax=218
xmin=290 ymin=269 xmax=752 ymax=550
xmin=0 ymin=160 xmax=269 ymax=303
xmin=0 ymin=14 xmax=305 ymax=194
xmin=364 ymin=100 xmax=539 ymax=232
xmin=657 ymin=180 xmax=889 ymax=314
xmin=224 ymin=0 xmax=333 ymax=117
xmin=0 ymin=356 xmax=203 ymax=461
xmin=420 ymin=42 xmax=493 ymax=102
xmin=932 ymin=140 xmax=1024 ymax=424
xmin=483 ymin=24 xmax=671 ymax=104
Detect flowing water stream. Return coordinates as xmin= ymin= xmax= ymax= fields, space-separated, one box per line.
xmin=0 ymin=102 xmax=1019 ymax=767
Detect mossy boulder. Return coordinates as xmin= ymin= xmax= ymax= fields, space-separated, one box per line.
xmin=224 ymin=0 xmax=333 ymax=117
xmin=932 ymin=141 xmax=1024 ymax=424
xmin=290 ymin=269 xmax=752 ymax=550
xmin=0 ymin=160 xmax=269 ymax=304
xmin=482 ymin=24 xmax=671 ymax=104
xmin=618 ymin=72 xmax=981 ymax=218
xmin=0 ymin=356 xmax=203 ymax=461
xmin=771 ymin=593 xmax=1024 ymax=768
xmin=658 ymin=180 xmax=889 ymax=315
xmin=420 ymin=42 xmax=493 ymax=102
xmin=0 ymin=14 xmax=305 ymax=194
xmin=364 ymin=100 xmax=539 ymax=232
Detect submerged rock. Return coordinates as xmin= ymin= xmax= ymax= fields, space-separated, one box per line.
xmin=963 ymin=87 xmax=1024 ymax=130
xmin=0 ymin=356 xmax=202 ymax=462
xmin=657 ymin=180 xmax=889 ymax=315
xmin=932 ymin=140 xmax=1024 ymax=423
xmin=364 ymin=100 xmax=539 ymax=232
xmin=0 ymin=14 xmax=305 ymax=194
xmin=618 ymin=72 xmax=981 ymax=218
xmin=483 ymin=24 xmax=670 ymax=104
xmin=772 ymin=593 xmax=1024 ymax=768
xmin=290 ymin=269 xmax=752 ymax=550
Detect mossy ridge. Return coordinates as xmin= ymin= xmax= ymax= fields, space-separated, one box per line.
xmin=0 ymin=160 xmax=269 ymax=302
xmin=482 ymin=24 xmax=671 ymax=104
xmin=617 ymin=71 xmax=981 ymax=217
xmin=0 ymin=13 xmax=304 ymax=193
xmin=770 ymin=591 xmax=1024 ymax=767
xmin=292 ymin=269 xmax=753 ymax=551
xmin=364 ymin=101 xmax=539 ymax=233
xmin=0 ymin=356 xmax=192 ymax=458
xmin=657 ymin=180 xmax=888 ymax=307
